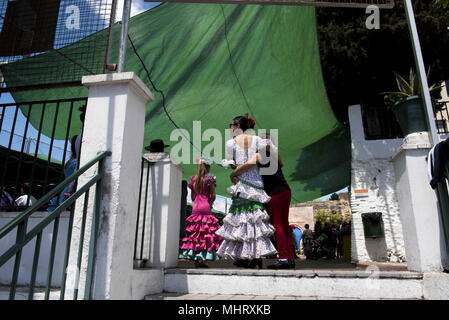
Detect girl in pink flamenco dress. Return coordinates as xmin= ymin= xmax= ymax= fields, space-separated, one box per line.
xmin=179 ymin=158 xmax=223 ymax=267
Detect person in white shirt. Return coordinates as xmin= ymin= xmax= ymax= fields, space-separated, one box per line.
xmin=15 ymin=183 xmax=37 ymax=208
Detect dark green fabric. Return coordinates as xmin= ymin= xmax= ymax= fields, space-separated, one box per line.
xmin=178 ymin=249 xmax=220 ymax=261
xmin=238 ymin=179 xmax=265 ymax=190
xmin=3 ymin=3 xmax=351 ymax=203
xmin=229 ymin=199 xmax=266 ymax=215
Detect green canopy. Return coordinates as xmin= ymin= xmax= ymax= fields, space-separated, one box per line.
xmin=2 ymin=3 xmax=351 ymax=203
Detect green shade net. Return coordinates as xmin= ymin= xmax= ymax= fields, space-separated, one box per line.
xmin=2 ymin=3 xmax=351 ymax=203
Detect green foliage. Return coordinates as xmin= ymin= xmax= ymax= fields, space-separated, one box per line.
xmin=381 ymin=68 xmax=442 ymax=108
xmin=436 ymin=0 xmax=449 ymax=8
xmin=316 ymin=1 xmax=449 ymax=122
xmin=315 ymin=208 xmax=343 ymax=226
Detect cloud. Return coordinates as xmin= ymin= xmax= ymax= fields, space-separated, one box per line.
xmin=115 ymin=0 xmax=147 ymax=22
xmin=83 ymin=1 xmax=150 ymax=24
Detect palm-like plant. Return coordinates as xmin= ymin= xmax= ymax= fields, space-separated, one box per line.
xmin=381 ymin=68 xmax=441 ymax=108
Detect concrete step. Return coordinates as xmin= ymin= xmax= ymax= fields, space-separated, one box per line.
xmin=144 ymin=292 xmax=420 ymax=300
xmin=0 ymin=286 xmax=61 ymax=300
xmin=163 ymin=268 xmax=425 ymax=300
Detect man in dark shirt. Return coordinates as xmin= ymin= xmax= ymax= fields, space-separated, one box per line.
xmin=230 ymin=136 xmax=294 ymax=269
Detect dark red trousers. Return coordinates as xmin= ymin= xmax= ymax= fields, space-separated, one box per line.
xmin=266 ymin=189 xmax=293 ymax=260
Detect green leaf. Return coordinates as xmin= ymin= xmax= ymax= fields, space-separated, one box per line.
xmin=409 ymin=68 xmax=416 ymax=95
xmin=394 ymin=71 xmax=413 ymax=96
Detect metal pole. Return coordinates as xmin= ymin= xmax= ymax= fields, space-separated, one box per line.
xmin=104 ymin=0 xmax=118 ymax=72
xmin=403 ymin=0 xmax=439 ymax=146
xmin=117 ymin=0 xmax=132 ymax=73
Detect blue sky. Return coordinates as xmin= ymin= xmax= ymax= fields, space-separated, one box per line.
xmin=115 ymin=0 xmax=160 ymax=21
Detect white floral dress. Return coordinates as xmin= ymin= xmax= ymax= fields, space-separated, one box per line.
xmin=215 ymin=135 xmax=277 ymax=260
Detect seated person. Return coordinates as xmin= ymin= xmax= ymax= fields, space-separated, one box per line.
xmin=1 ymin=190 xmax=15 ymax=212
xmin=15 ymin=182 xmax=37 ymax=208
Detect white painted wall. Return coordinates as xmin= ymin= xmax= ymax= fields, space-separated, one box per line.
xmin=392 ymin=132 xmax=449 ymax=272
xmin=348 ymin=105 xmax=407 ymax=263
xmin=0 ymin=211 xmax=70 ymax=287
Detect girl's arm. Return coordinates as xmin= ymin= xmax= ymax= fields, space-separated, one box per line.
xmin=188 ymin=176 xmax=196 ymax=201
xmin=209 ymin=184 xmax=216 ymax=206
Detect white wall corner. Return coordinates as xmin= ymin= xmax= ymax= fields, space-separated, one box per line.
xmin=82 ymin=72 xmax=155 ymax=103
xmin=348 ymin=104 xmax=365 ymax=142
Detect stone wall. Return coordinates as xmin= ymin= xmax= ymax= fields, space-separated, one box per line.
xmin=349 ymin=105 xmax=406 ymax=263
xmin=289 ymin=193 xmax=351 ymax=231
xmin=288 ymin=206 xmax=314 ymax=231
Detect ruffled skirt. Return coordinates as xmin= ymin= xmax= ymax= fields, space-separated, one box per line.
xmin=215 ymin=198 xmax=277 ymax=260
xmin=179 ymin=213 xmax=222 ymax=261
xmin=226 ymin=180 xmax=271 ymax=204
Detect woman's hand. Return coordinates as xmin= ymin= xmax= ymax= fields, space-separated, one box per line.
xmin=230 ymin=172 xmax=239 ymax=185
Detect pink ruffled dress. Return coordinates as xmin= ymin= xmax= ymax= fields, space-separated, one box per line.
xmin=179 ymin=173 xmax=223 ymax=261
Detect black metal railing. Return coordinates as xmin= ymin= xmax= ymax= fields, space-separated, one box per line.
xmin=434 ymin=101 xmax=449 ymax=135
xmin=0 ymin=151 xmax=111 ymax=300
xmin=361 ymin=104 xmax=403 ymax=140
xmin=0 ymin=97 xmax=87 ymax=211
xmin=361 ymin=101 xmax=449 ymax=140
xmin=134 ymin=157 xmax=151 ymax=266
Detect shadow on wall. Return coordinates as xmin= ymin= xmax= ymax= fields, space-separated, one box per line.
xmin=148 ymin=163 xmax=167 ymax=267
xmin=364 ymin=237 xmax=388 ymax=262
xmin=378 ymin=177 xmax=406 ymax=263
xmin=290 ymin=125 xmax=351 ymax=201
xmin=353 ymin=157 xmax=406 ymax=263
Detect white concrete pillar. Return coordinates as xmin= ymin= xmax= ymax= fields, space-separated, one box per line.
xmin=392 ymin=132 xmax=449 ymax=272
xmin=134 ymin=153 xmax=183 ymax=268
xmin=64 ymin=72 xmax=154 ymax=299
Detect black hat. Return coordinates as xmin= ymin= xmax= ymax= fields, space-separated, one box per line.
xmin=144 ymin=139 xmax=170 ymax=152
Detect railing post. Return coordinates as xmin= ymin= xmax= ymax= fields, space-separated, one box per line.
xmin=9 ymin=220 xmax=27 ymax=300
xmin=64 ymin=73 xmax=154 ymax=300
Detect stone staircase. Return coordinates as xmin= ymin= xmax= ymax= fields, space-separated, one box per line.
xmin=155 ymin=259 xmax=449 ymax=300
xmin=2 ymin=259 xmax=449 ymax=300
xmin=162 ymin=268 xmax=424 ymax=300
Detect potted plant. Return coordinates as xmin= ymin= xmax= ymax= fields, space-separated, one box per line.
xmin=381 ymin=68 xmax=441 ymax=136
